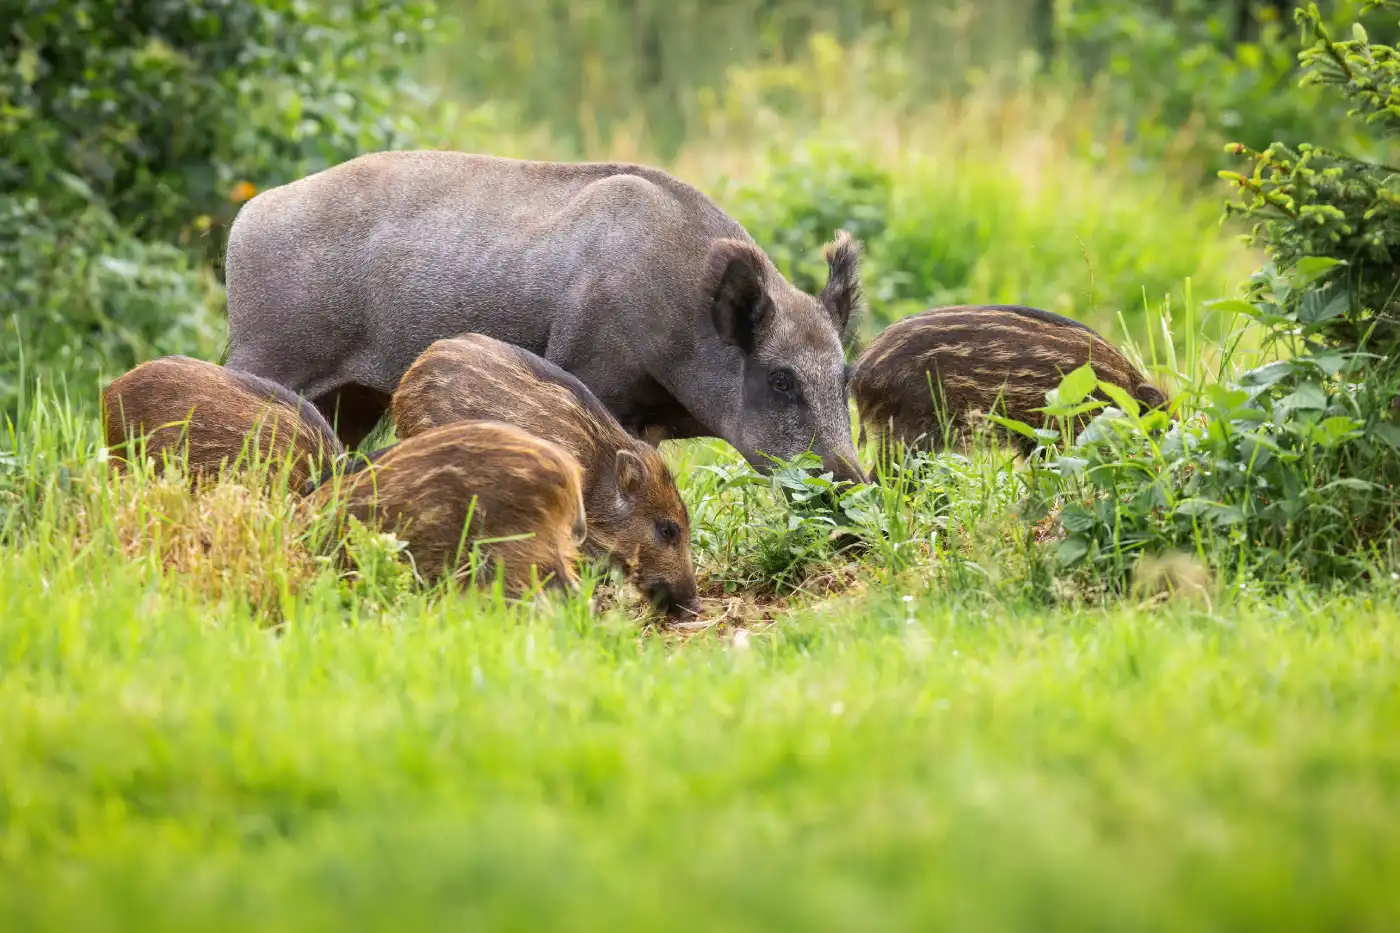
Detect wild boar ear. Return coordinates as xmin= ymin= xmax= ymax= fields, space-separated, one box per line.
xmin=819 ymin=230 xmax=863 ymax=338
xmin=707 ymin=238 xmax=770 ymax=356
xmin=616 ymin=448 xmax=646 ymax=504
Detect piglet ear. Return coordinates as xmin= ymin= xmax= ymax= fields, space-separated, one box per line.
xmin=616 ymin=448 xmax=646 ymax=503
xmin=707 ymin=238 xmax=770 ymax=356
xmin=819 ymin=230 xmax=863 ymax=339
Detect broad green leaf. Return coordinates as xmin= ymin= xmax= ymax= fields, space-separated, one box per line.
xmin=1059 ymin=505 xmax=1097 ymax=533
xmin=1206 ymin=384 xmax=1251 ymax=411
xmin=1306 ymin=351 xmax=1353 ymax=376
xmin=1041 ymin=399 xmax=1106 ymax=420
xmin=1076 ymin=420 xmax=1113 ymax=446
xmin=1319 ymin=477 xmax=1380 ymax=493
xmin=985 ymin=415 xmax=1040 ymax=440
xmin=1054 ymin=535 xmax=1091 ymax=568
xmin=1097 ymin=382 xmax=1141 ymax=418
xmin=1054 ymin=456 xmax=1090 ymax=477
xmin=1207 ymin=504 xmax=1245 ymax=526
xmin=1293 ymin=256 xmax=1345 ymax=289
xmin=1174 ymin=498 xmax=1216 ymax=518
xmin=1276 ymin=381 xmax=1328 ymax=415
xmin=1298 ymin=288 xmax=1349 ymax=325
xmin=1240 ymin=360 xmax=1300 ymax=386
xmin=55 ymin=171 xmax=95 ymax=201
xmin=1230 ymin=407 xmax=1271 ymax=424
xmin=1052 ymin=363 xmax=1099 ymax=407
xmin=1237 ymin=432 xmax=1282 ymax=466
xmin=1202 ymin=298 xmax=1261 ymax=318
xmin=1314 ymin=415 xmax=1363 ymax=449
xmin=1371 ymin=422 xmax=1400 ymax=449
xmin=1131 ymin=479 xmax=1170 ymax=511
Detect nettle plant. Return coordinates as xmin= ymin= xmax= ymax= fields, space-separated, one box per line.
xmin=1025 ymin=0 xmax=1400 ymax=585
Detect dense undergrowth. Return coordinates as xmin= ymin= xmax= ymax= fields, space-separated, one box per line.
xmin=4 ymin=2 xmax=1400 ymax=929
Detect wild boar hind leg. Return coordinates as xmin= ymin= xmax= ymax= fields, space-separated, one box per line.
xmin=226 ymin=336 xmax=391 ymax=450
xmin=312 ymin=383 xmax=393 ymax=451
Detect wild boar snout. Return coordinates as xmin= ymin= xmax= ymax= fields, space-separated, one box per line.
xmin=824 ymin=449 xmax=868 ymax=487
xmin=643 ymin=577 xmax=701 ymax=618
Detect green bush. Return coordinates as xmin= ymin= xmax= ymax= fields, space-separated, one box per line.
xmin=1029 ymin=0 xmax=1400 ymax=586
xmin=0 ymin=0 xmax=439 ymax=415
xmin=1 ymin=0 xmax=435 ymax=246
xmin=724 ymin=140 xmax=894 ymax=300
xmin=1054 ymin=0 xmax=1398 ymax=178
xmin=0 ymin=196 xmax=224 ymax=413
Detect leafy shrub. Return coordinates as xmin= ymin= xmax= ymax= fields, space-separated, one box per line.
xmin=1022 ymin=347 xmax=1400 ymax=584
xmin=0 ymin=195 xmax=224 ymax=412
xmin=726 ymin=140 xmax=893 ymax=299
xmin=0 ymin=0 xmax=439 ymax=414
xmin=1029 ymin=0 xmax=1400 ymax=586
xmin=1 ymin=0 xmax=436 ymax=246
xmin=1053 ymin=0 xmax=1395 ymax=178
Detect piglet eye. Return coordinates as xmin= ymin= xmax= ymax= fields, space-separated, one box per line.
xmin=769 ymin=369 xmax=795 ymax=393
xmin=655 ymin=519 xmax=681 ymax=545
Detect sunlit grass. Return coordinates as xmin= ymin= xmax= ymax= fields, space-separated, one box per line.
xmin=0 ymin=24 xmax=1383 ymax=929
xmin=1 ymin=259 xmax=1395 ymax=929
xmin=2 ymin=520 xmax=1398 ymax=931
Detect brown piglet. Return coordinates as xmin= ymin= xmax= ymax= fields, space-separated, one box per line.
xmin=102 ymin=355 xmax=345 ymax=492
xmin=392 ymin=333 xmax=700 ymax=617
xmin=308 ymin=420 xmax=587 ymax=596
xmin=850 ymin=304 xmax=1169 ymax=459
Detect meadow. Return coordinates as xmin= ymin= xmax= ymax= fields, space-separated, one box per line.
xmin=4 ymin=1 xmax=1400 ymax=929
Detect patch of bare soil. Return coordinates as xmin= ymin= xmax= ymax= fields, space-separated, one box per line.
xmin=629 ymin=563 xmax=866 ymax=646
xmin=1031 ymin=504 xmax=1063 ymax=544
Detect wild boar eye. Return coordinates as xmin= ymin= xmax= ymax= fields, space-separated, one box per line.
xmin=654 ymin=519 xmax=681 ymax=546
xmin=769 ymin=369 xmax=795 ymax=394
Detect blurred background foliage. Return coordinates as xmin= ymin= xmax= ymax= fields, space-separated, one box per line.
xmin=2 ymin=0 xmax=1395 ymax=412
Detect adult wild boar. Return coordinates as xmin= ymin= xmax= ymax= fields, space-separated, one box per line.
xmin=222 ymin=151 xmax=866 ymax=484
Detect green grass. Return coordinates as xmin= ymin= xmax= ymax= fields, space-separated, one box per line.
xmin=2 ymin=368 xmax=1399 ymax=931
xmin=0 ymin=37 xmax=1391 ymax=929
xmin=2 ymin=538 xmax=1399 ymax=931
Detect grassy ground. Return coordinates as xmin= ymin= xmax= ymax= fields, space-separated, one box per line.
xmin=2 ymin=533 xmax=1399 ymax=931
xmin=2 ymin=52 xmax=1396 ymax=930
xmin=3 ymin=377 xmax=1400 ymax=931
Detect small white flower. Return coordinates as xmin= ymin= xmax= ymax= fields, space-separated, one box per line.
xmin=732 ymin=629 xmax=751 ymax=650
